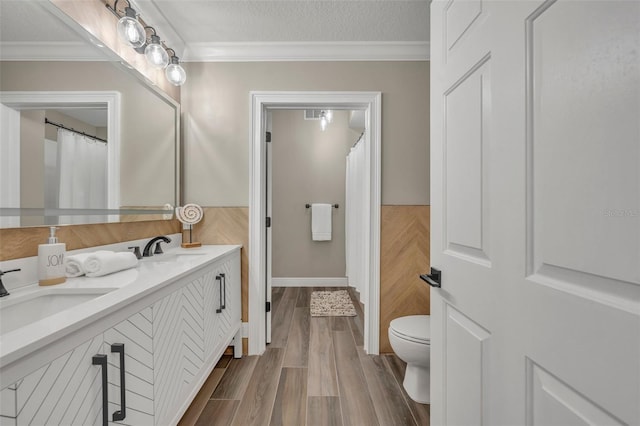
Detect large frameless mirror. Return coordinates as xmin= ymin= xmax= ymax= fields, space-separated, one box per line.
xmin=0 ymin=0 xmax=179 ymax=228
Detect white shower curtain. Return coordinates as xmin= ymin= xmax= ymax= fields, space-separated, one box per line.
xmin=56 ymin=129 xmax=107 ymax=223
xmin=345 ymin=136 xmax=367 ymax=303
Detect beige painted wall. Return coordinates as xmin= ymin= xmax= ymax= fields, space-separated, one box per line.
xmin=271 ymin=110 xmax=357 ymax=277
xmin=181 ymin=61 xmax=430 ymax=206
xmin=0 ymin=61 xmax=176 ymax=207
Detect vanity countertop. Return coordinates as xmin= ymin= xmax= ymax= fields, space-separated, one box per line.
xmin=0 ymin=245 xmax=241 ymax=371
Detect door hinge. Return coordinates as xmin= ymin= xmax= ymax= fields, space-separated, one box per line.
xmin=266 ymin=301 xmax=271 ymax=312
xmin=266 ymin=131 xmax=271 ymax=143
xmin=266 ymin=217 xmax=271 ymax=228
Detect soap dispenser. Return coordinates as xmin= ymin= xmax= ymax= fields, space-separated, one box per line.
xmin=38 ymin=226 xmax=66 ymax=286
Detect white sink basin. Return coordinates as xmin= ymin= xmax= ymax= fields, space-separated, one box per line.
xmin=0 ymin=288 xmax=115 ymax=335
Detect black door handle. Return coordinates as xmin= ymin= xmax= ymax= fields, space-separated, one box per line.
xmin=92 ymin=354 xmax=108 ymax=426
xmin=216 ymin=275 xmax=223 ymax=313
xmin=420 ymin=267 xmax=442 ymax=288
xmin=111 ymin=343 xmax=126 ymax=421
xmin=220 ymin=273 xmax=226 ymax=310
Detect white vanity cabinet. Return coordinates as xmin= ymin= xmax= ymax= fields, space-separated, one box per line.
xmin=0 ymin=247 xmax=241 ymax=426
xmin=153 ymin=254 xmax=241 ymax=426
xmin=0 ymin=335 xmax=105 ymax=426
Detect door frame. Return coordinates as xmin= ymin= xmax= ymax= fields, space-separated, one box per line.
xmin=248 ymin=91 xmax=382 ymax=355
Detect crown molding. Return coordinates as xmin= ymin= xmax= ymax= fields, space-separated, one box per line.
xmin=183 ymin=41 xmax=430 ymax=62
xmin=131 ymin=0 xmax=186 ymax=57
xmin=0 ymin=42 xmax=105 ymax=61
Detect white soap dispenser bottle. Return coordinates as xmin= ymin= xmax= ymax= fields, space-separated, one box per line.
xmin=38 ymin=226 xmax=66 ymax=286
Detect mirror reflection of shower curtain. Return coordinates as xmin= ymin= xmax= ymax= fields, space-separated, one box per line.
xmin=345 ymin=136 xmax=367 ymax=304
xmin=53 ymin=129 xmax=107 ymax=224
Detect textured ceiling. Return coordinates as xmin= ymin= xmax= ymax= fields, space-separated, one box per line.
xmin=0 ymin=0 xmax=430 ymax=61
xmin=145 ymin=1 xmax=430 ymax=43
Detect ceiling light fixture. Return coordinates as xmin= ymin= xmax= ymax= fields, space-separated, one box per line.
xmin=325 ymin=110 xmax=333 ymax=123
xmin=320 ymin=110 xmax=328 ymax=131
xmin=113 ymin=0 xmax=145 ymax=48
xmin=165 ymin=49 xmax=186 ymax=86
xmin=106 ymin=0 xmax=186 ymax=87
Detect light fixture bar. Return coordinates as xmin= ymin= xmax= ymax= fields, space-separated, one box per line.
xmin=104 ymin=0 xmax=186 ymax=86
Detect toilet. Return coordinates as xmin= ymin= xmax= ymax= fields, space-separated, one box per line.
xmin=388 ymin=315 xmax=431 ymax=404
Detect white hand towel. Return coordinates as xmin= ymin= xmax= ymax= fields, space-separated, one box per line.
xmin=84 ymin=252 xmax=139 ymax=278
xmin=311 ymin=203 xmax=332 ymax=241
xmin=65 ymin=251 xmax=114 ymax=277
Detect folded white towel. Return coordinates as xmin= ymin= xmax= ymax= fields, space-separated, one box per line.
xmin=312 ymin=203 xmax=332 ymax=241
xmin=65 ymin=251 xmax=114 ymax=277
xmin=85 ymin=252 xmax=139 ymax=278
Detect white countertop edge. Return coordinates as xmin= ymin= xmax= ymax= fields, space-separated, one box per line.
xmin=0 ymin=244 xmax=241 ymax=370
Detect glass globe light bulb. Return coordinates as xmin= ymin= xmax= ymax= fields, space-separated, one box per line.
xmin=117 ymin=8 xmax=145 ymax=48
xmin=145 ymin=35 xmax=169 ymax=68
xmin=165 ymin=57 xmax=186 ymax=86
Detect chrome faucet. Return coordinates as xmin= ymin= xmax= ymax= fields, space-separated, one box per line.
xmin=0 ymin=269 xmax=21 ymax=298
xmin=142 ymin=236 xmax=171 ymax=257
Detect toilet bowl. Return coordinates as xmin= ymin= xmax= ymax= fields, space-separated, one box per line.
xmin=388 ymin=315 xmax=430 ymax=404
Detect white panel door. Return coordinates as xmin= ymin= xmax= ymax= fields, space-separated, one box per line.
xmin=430 ymin=1 xmax=640 ymax=425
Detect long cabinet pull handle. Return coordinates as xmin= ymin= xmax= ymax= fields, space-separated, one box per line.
xmin=216 ymin=275 xmax=223 ymax=313
xmin=92 ymin=354 xmax=108 ymax=426
xmin=111 ymin=343 xmax=126 ymax=421
xmin=220 ymin=273 xmax=226 ymax=310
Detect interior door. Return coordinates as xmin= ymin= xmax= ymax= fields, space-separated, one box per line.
xmin=430 ymin=1 xmax=639 ymax=425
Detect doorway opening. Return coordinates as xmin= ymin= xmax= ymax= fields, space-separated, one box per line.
xmin=248 ymin=91 xmax=382 ymax=355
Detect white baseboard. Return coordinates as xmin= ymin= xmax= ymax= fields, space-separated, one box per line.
xmin=272 ymin=277 xmax=348 ymax=287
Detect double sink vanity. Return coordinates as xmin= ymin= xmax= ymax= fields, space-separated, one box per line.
xmin=0 ymin=243 xmax=242 ymax=426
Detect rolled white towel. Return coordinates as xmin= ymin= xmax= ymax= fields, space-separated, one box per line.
xmin=65 ymin=251 xmax=114 ymax=277
xmin=85 ymin=252 xmax=139 ymax=278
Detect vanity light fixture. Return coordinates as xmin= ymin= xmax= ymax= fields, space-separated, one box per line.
xmin=114 ymin=0 xmax=145 ymax=48
xmin=144 ymin=27 xmax=169 ymax=69
xmin=106 ymin=0 xmax=187 ymax=86
xmin=165 ymin=49 xmax=186 ymax=86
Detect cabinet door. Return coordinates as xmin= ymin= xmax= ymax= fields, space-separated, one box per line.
xmin=216 ymin=256 xmax=241 ymax=341
xmin=203 ymin=267 xmax=221 ymax=357
xmin=153 ymin=278 xmax=205 ymax=426
xmin=104 ymin=308 xmax=154 ymax=426
xmin=0 ymin=335 xmax=104 ymax=426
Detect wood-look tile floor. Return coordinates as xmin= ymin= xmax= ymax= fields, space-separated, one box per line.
xmin=180 ymin=287 xmax=430 ymax=426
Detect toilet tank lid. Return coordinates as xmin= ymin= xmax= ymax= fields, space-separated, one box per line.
xmin=389 ymin=315 xmax=430 ymax=341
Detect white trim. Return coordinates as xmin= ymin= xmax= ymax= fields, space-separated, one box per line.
xmin=0 ymin=91 xmax=121 ymax=221
xmin=131 ymin=0 xmax=187 ymax=57
xmin=272 ymin=277 xmax=348 ymax=287
xmin=249 ymin=91 xmax=382 ymax=356
xmin=242 ymin=322 xmax=250 ymax=339
xmin=184 ymin=41 xmax=430 ymax=62
xmin=0 ymin=42 xmax=104 ymax=61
